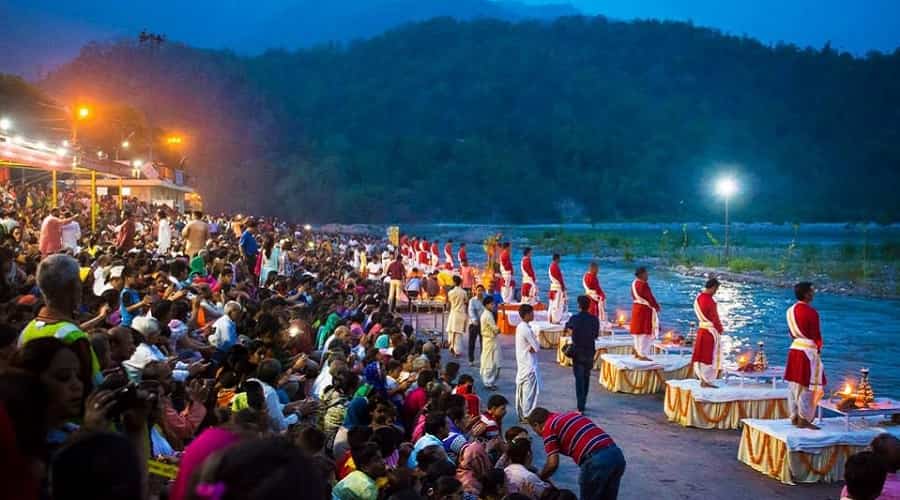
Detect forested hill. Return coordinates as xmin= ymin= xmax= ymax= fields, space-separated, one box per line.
xmin=40 ymin=16 xmax=900 ymax=223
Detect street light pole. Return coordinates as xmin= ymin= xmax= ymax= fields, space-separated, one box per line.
xmin=724 ymin=195 xmax=730 ymax=260
xmin=715 ymin=176 xmax=738 ymax=262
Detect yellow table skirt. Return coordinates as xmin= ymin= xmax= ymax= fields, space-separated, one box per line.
xmin=557 ymin=343 xmax=633 ymax=367
xmin=664 ymin=384 xmax=789 ymax=430
xmin=737 ymin=424 xmax=864 ymax=484
xmin=599 ymin=360 xmax=693 ymax=394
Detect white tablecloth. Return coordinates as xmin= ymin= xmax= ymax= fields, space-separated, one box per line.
xmin=532 ymin=321 xmax=565 ymax=348
xmin=666 ymin=379 xmax=788 ymax=403
xmin=741 ymin=417 xmax=900 ymax=453
xmin=600 ymin=354 xmax=691 ymax=372
xmin=595 ymin=335 xmax=634 ymax=350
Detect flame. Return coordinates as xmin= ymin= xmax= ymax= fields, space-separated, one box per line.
xmin=616 ymin=311 xmax=627 ymax=326
xmin=738 ymin=354 xmax=748 ymax=365
xmin=664 ymin=331 xmax=674 ymax=340
xmin=842 ymin=383 xmax=853 ymax=396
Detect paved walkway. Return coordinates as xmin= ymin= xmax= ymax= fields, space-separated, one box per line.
xmin=458 ymin=333 xmax=838 ymax=500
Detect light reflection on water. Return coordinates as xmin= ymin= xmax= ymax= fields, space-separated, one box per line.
xmin=450 ymin=247 xmax=900 ymax=398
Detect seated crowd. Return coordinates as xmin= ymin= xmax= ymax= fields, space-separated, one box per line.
xmin=0 ymin=182 xmax=583 ymax=500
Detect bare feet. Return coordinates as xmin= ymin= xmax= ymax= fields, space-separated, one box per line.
xmin=700 ymin=381 xmax=718 ymax=388
xmin=791 ymin=415 xmax=800 ymax=426
xmin=796 ymin=418 xmax=820 ymax=430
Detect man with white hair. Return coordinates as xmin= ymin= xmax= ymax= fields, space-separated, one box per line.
xmin=19 ymin=254 xmax=101 ymax=382
xmin=124 ymin=316 xmax=206 ymax=382
xmin=210 ymin=301 xmax=242 ymax=362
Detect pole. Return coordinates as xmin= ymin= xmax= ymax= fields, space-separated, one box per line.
xmin=91 ymin=170 xmax=97 ymax=233
xmin=118 ymin=177 xmax=123 ymax=209
xmin=724 ymin=196 xmax=730 ymax=260
xmin=51 ymin=170 xmax=57 ymax=208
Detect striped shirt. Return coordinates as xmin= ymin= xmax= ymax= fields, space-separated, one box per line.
xmin=542 ymin=412 xmax=615 ymax=466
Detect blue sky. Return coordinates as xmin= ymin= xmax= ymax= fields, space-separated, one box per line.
xmin=525 ymin=0 xmax=900 ymax=54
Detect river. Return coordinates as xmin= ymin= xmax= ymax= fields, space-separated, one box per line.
xmin=404 ymin=224 xmax=900 ymax=399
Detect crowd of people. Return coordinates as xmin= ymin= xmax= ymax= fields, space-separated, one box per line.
xmin=0 ymin=180 xmax=630 ymax=500
xmin=0 ymin=178 xmax=896 ymax=500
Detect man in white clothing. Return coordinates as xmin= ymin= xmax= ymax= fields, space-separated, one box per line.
xmin=157 ymin=210 xmax=172 ymax=256
xmin=60 ymin=213 xmax=81 ymax=252
xmin=515 ymin=303 xmax=541 ymax=421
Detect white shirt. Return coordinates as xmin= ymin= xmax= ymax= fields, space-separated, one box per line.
xmin=122 ymin=343 xmax=189 ymax=382
xmin=248 ymin=377 xmax=298 ymax=433
xmin=61 ymin=221 xmax=81 ymax=251
xmin=157 ymin=218 xmax=172 ymax=254
xmin=209 ymin=314 xmax=237 ymax=352
xmin=515 ymin=321 xmax=540 ymax=383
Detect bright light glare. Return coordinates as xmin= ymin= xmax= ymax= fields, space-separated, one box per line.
xmin=77 ymin=106 xmax=90 ymax=119
xmin=304 ymin=224 xmax=312 ymax=231
xmin=132 ymin=159 xmax=143 ymax=168
xmin=56 ymin=147 xmax=67 ymax=157
xmin=36 ymin=141 xmax=46 ymax=150
xmin=13 ymin=136 xmax=24 ymax=144
xmin=62 ymin=140 xmax=70 ymax=147
xmin=0 ymin=117 xmax=11 ymax=131
xmin=715 ymin=177 xmax=738 ymax=198
xmin=121 ymin=140 xmax=130 ymax=149
xmin=97 ymin=150 xmax=105 ymax=158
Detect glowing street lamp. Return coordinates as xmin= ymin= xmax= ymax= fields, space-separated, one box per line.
xmin=715 ymin=176 xmax=738 ymax=259
xmin=0 ymin=117 xmax=11 ymax=131
xmin=165 ymin=135 xmax=183 ymax=145
xmin=77 ymin=106 xmax=91 ymax=119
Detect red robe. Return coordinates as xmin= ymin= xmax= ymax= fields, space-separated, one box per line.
xmin=690 ymin=292 xmax=723 ymax=364
xmin=582 ymin=271 xmax=606 ymax=317
xmin=430 ymin=242 xmax=439 ymax=264
xmin=443 ymin=243 xmax=454 ymax=270
xmin=417 ymin=241 xmax=429 ymax=265
xmin=457 ymin=246 xmax=468 ymax=265
xmin=500 ymin=249 xmax=512 ymax=273
xmin=630 ymin=279 xmax=659 ymax=335
xmin=548 ymin=261 xmax=566 ymax=302
xmin=784 ymin=301 xmax=826 ymax=387
xmin=520 ymin=255 xmax=536 ymax=297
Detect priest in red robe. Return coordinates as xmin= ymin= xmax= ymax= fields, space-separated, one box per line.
xmin=630 ymin=266 xmax=660 ymax=360
xmin=582 ymin=262 xmax=606 ymax=322
xmin=520 ymin=247 xmax=538 ymax=305
xmin=457 ymin=243 xmax=468 ymax=266
xmin=430 ymin=241 xmax=440 ymax=270
xmin=499 ymin=242 xmax=514 ymax=303
xmin=784 ymin=282 xmax=825 ymax=429
xmin=444 ymin=241 xmax=455 ymax=270
xmin=418 ymin=240 xmax=430 ymax=267
xmin=691 ymin=278 xmax=724 ymax=387
xmin=548 ymin=254 xmax=566 ymax=323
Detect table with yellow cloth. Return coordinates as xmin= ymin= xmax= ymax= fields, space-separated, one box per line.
xmin=664 ymin=379 xmax=790 ymax=430
xmin=599 ymin=354 xmax=693 ymax=394
xmin=532 ymin=321 xmax=565 ymax=349
xmin=738 ymin=417 xmax=900 ymax=484
xmin=558 ymin=335 xmax=634 ymax=368
xmin=498 ymin=308 xmax=551 ymax=335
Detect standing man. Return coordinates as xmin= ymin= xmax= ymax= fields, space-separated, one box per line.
xmin=467 ymin=284 xmax=486 ymax=366
xmin=691 ymin=278 xmax=724 ymax=388
xmin=417 ymin=240 xmax=430 ymax=269
xmin=447 ymin=275 xmax=468 ymax=357
xmin=60 ymin=211 xmax=81 ymax=253
xmin=239 ymin=219 xmax=259 ymax=277
xmin=480 ymin=295 xmax=501 ymax=390
xmin=39 ymin=208 xmax=78 ymax=257
xmin=115 ymin=210 xmax=136 ymax=253
xmin=457 ymin=242 xmax=468 ymax=267
xmin=548 ymin=254 xmax=567 ymax=324
xmin=785 ymin=282 xmax=825 ymax=430
xmin=182 ymin=210 xmax=209 ymax=257
xmin=520 ymin=247 xmax=538 ymax=305
xmin=500 ymin=242 xmax=514 ymax=303
xmin=386 ymin=253 xmax=406 ymax=312
xmin=430 ymin=240 xmax=440 ymax=271
xmin=515 ymin=303 xmax=541 ymax=421
xmin=444 ymin=240 xmax=455 ymax=270
xmin=566 ymin=296 xmax=600 ymax=414
xmin=527 ymin=407 xmax=626 ymax=500
xmin=582 ymin=262 xmax=607 ymax=323
xmin=157 ymin=210 xmax=172 ymax=256
xmin=630 ymin=267 xmax=660 ymax=361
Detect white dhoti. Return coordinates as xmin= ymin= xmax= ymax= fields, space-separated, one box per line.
xmin=693 ymin=362 xmax=717 ymax=385
xmin=515 ymin=370 xmax=540 ymax=420
xmin=787 ymin=381 xmax=823 ymax=422
xmin=633 ymin=334 xmax=653 ymax=358
xmin=548 ymin=289 xmax=566 ymax=324
xmin=480 ymin=337 xmax=501 ymax=387
xmin=501 ymin=270 xmax=513 ymax=303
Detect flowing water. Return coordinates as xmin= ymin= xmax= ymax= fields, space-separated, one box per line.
xmin=405 ymin=224 xmax=900 ymax=398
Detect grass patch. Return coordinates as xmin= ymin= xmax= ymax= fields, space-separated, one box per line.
xmin=727 ymin=257 xmax=770 ymax=273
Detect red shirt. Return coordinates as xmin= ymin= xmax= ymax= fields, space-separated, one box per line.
xmin=542 ymin=412 xmax=614 ymax=466
xmin=386 ymin=260 xmax=405 ymax=280
xmin=402 ymin=386 xmax=428 ymax=430
xmin=500 ymin=249 xmax=512 ymax=272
